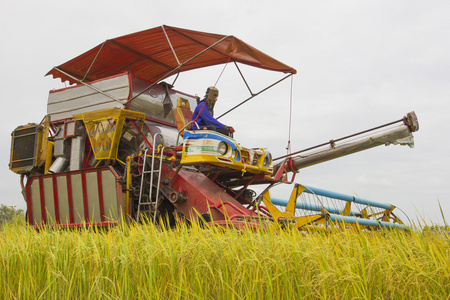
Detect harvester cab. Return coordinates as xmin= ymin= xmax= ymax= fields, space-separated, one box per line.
xmin=9 ymin=25 xmax=418 ymax=231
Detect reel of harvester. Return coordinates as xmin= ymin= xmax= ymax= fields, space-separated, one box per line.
xmin=258 ymin=184 xmax=327 ymax=229
xmin=257 ymin=183 xmax=409 ymax=231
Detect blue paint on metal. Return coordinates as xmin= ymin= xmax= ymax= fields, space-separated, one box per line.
xmin=303 ymin=186 xmax=393 ymax=210
xmin=327 ymin=213 xmax=408 ymax=230
xmin=270 ymin=197 xmax=360 ymax=216
xmin=184 ymin=130 xmax=236 ymax=143
xmin=183 ymin=130 xmax=240 ymax=160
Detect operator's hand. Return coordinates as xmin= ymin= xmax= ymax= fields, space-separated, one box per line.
xmin=224 ymin=126 xmax=235 ymax=134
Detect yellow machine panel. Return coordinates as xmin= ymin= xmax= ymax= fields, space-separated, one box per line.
xmin=74 ymin=108 xmax=146 ymax=160
xmin=10 ymin=117 xmax=49 ymax=174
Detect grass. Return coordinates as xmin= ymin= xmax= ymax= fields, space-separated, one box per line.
xmin=0 ymin=221 xmax=449 ymax=299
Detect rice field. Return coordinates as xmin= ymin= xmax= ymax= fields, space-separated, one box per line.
xmin=0 ymin=220 xmax=449 ymax=299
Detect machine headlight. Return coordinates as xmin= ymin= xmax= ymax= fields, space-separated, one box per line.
xmin=218 ymin=142 xmax=228 ymax=155
xmin=263 ymin=153 xmax=272 ymax=168
xmin=232 ymin=149 xmax=239 ymax=160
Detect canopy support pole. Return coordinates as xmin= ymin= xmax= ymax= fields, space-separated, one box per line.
xmin=162 ymin=25 xmax=181 ymax=66
xmin=82 ymin=41 xmax=107 ymax=82
xmin=126 ymin=35 xmax=232 ymax=104
xmin=233 ymin=61 xmax=254 ymax=96
xmin=216 ymin=73 xmax=293 ymax=120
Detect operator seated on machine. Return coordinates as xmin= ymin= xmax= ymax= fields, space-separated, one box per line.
xmin=191 ymin=86 xmax=235 ymax=136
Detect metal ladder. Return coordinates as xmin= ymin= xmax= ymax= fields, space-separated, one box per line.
xmin=136 ymin=133 xmax=164 ymax=223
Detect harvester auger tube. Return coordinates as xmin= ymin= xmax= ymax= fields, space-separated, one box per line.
xmin=273 ymin=111 xmax=419 ymax=174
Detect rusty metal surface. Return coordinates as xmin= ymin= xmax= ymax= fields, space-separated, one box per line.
xmin=168 ymin=168 xmax=254 ymax=222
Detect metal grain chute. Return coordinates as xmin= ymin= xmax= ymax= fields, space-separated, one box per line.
xmin=273 ymin=111 xmax=419 ymax=173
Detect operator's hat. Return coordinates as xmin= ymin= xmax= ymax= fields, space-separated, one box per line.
xmin=205 ymin=86 xmax=219 ymax=101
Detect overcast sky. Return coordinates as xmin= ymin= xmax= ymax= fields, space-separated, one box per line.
xmin=1 ymin=0 xmax=448 ymax=225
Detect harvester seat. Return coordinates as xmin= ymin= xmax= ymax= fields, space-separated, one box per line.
xmin=174 ymin=97 xmax=195 ymax=132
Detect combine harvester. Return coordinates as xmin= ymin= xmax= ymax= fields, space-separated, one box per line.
xmin=9 ymin=26 xmax=418 ymax=230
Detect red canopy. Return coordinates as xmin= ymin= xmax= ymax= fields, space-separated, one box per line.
xmin=46 ymin=25 xmax=297 ymax=84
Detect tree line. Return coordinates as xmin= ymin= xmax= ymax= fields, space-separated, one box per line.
xmin=0 ymin=204 xmax=25 ymax=225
